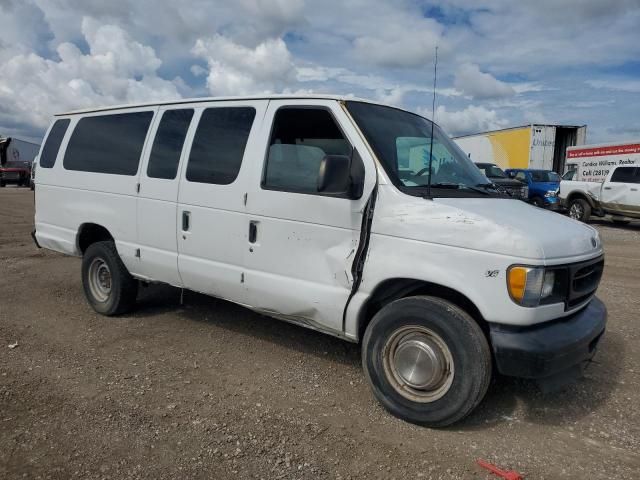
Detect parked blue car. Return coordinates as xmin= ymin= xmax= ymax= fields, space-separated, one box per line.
xmin=504 ymin=169 xmax=561 ymax=209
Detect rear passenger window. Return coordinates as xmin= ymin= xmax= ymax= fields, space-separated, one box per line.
xmin=147 ymin=109 xmax=194 ymax=179
xmin=186 ymin=107 xmax=256 ymax=185
xmin=263 ymin=108 xmax=352 ymax=193
xmin=610 ymin=167 xmax=639 ymax=184
xmin=64 ymin=112 xmax=153 ymax=175
xmin=40 ymin=119 xmax=70 ymax=168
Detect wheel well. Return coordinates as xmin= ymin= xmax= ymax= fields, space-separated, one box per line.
xmin=77 ymin=223 xmax=113 ymax=254
xmin=567 ymin=192 xmax=594 ymax=208
xmin=357 ymin=278 xmax=488 ymax=342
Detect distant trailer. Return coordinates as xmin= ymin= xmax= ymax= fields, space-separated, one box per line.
xmin=0 ymin=137 xmax=40 ymax=166
xmin=0 ymin=137 xmax=40 ymax=187
xmin=453 ymin=124 xmax=587 ymax=174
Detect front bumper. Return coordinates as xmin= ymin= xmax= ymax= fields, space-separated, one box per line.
xmin=544 ymin=197 xmax=560 ymax=210
xmin=489 ymin=297 xmax=606 ymax=379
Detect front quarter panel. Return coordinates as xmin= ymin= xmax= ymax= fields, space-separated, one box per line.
xmin=343 ymin=185 xmax=604 ymax=339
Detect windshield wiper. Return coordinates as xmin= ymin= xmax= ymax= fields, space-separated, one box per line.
xmin=430 ymin=182 xmax=462 ymax=189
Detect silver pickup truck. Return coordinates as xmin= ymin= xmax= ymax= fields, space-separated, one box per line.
xmin=560 ymin=165 xmax=640 ymax=223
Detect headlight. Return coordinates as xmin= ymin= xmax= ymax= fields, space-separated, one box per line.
xmin=507 ymin=266 xmax=556 ymax=307
xmin=544 ymin=190 xmax=556 ymax=197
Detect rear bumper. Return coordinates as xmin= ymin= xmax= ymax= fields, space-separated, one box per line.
xmin=489 ymin=297 xmax=606 ymax=379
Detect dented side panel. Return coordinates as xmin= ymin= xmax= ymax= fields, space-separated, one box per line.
xmin=241 ymin=99 xmax=378 ymax=334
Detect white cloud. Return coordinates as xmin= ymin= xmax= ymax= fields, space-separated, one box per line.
xmin=0 ymin=17 xmax=180 ymax=132
xmin=192 ymin=35 xmax=296 ymax=96
xmin=375 ymin=87 xmax=408 ymax=107
xmin=586 ymin=79 xmax=640 ymax=93
xmin=428 ymin=105 xmax=509 ymax=136
xmin=353 ymin=29 xmax=444 ymax=68
xmin=1 ymin=0 xmax=639 ymax=144
xmin=454 ymin=63 xmax=515 ymax=99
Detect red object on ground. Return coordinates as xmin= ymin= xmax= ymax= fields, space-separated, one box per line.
xmin=476 ymin=459 xmax=523 ymax=480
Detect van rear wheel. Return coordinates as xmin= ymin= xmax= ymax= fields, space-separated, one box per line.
xmin=362 ymin=296 xmax=491 ymax=427
xmin=82 ymin=241 xmax=138 ymax=316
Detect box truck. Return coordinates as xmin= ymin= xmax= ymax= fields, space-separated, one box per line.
xmin=454 ymin=124 xmax=587 ymax=174
xmin=563 ymin=141 xmax=640 ymax=183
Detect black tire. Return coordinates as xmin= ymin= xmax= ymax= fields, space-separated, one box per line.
xmin=531 ymin=197 xmax=545 ymax=208
xmin=81 ymin=241 xmax=138 ymax=316
xmin=568 ymin=198 xmax=591 ymax=222
xmin=612 ymin=219 xmax=630 ymax=226
xmin=0 ymin=181 xmax=5 ymax=188
xmin=362 ymin=296 xmax=491 ymax=427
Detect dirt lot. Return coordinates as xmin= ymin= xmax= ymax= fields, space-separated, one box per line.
xmin=1 ymin=187 xmax=639 ymax=479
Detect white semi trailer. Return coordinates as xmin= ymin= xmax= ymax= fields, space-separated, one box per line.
xmin=454 ymin=124 xmax=587 ymax=174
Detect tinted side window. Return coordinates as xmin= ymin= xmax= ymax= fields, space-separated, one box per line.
xmin=263 ymin=108 xmax=352 ymax=193
xmin=147 ymin=109 xmax=194 ymax=179
xmin=40 ymin=119 xmax=70 ymax=168
xmin=64 ymin=112 xmax=153 ymax=175
xmin=610 ymin=167 xmax=637 ymax=183
xmin=186 ymin=107 xmax=256 ymax=185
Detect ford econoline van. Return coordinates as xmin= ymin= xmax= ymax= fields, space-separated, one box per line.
xmin=33 ymin=95 xmax=606 ymax=426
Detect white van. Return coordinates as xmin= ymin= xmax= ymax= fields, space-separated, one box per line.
xmin=33 ymin=95 xmax=606 ymax=426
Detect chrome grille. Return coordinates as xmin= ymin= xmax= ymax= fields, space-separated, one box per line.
xmin=567 ymin=257 xmax=604 ymax=309
xmin=501 ymin=185 xmax=528 ymax=200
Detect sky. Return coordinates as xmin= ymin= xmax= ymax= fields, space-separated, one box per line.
xmin=1 ymin=0 xmax=639 ymax=145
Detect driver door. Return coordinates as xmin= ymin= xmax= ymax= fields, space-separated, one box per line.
xmin=241 ymin=99 xmax=377 ymax=333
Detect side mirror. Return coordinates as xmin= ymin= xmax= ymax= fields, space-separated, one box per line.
xmin=317 ymin=150 xmax=365 ymax=199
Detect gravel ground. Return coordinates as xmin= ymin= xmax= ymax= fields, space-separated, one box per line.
xmin=1 ymin=187 xmax=639 ymax=479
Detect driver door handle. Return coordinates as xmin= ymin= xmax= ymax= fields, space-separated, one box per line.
xmin=248 ymin=221 xmax=258 ymax=244
xmin=182 ymin=211 xmax=191 ymax=231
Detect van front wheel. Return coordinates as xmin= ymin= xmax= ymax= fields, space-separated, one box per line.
xmin=81 ymin=241 xmax=138 ymax=316
xmin=362 ymin=296 xmax=491 ymax=427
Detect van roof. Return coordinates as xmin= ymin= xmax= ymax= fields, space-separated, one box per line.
xmin=55 ymin=94 xmax=385 ymax=116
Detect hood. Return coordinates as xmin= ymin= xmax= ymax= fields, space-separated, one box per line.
xmin=490 ymin=177 xmax=525 ymax=187
xmin=373 ymin=186 xmax=602 ymax=261
xmin=532 ymin=181 xmax=559 ymax=191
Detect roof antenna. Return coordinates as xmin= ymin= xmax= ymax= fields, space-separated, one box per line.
xmin=426 ymin=45 xmax=438 ymax=199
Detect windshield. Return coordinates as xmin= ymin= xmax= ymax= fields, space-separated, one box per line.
xmin=346 ymin=101 xmax=490 ymax=196
xmin=476 ymin=163 xmax=507 ymax=178
xmin=531 ymin=170 xmax=560 ymax=182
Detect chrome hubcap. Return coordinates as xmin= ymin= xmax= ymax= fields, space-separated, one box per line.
xmin=383 ymin=326 xmax=454 ymax=402
xmin=88 ymin=258 xmax=112 ymax=302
